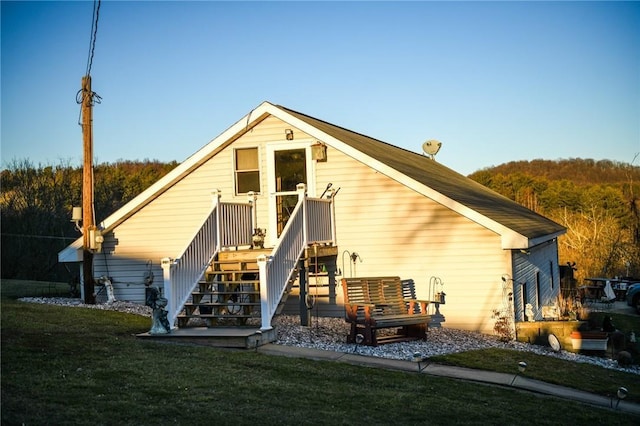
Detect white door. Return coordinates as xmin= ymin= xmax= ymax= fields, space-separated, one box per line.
xmin=266 ymin=141 xmax=315 ymax=245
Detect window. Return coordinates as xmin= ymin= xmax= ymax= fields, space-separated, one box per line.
xmin=549 ymin=261 xmax=555 ymax=289
xmin=235 ymin=148 xmax=260 ymax=194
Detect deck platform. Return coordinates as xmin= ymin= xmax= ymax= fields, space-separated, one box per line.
xmin=137 ymin=326 xmax=277 ymax=349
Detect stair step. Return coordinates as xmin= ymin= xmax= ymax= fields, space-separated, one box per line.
xmin=185 ymin=302 xmax=261 ymax=307
xmin=211 ymin=264 xmax=259 ymax=272
xmin=202 ymin=280 xmax=259 ymax=285
xmin=192 ymin=290 xmax=259 ymax=296
xmin=198 ymin=282 xmax=259 ymax=293
xmin=178 ymin=313 xmax=257 ymax=319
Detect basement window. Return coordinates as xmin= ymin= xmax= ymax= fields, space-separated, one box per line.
xmin=235 ymin=148 xmax=260 ymax=194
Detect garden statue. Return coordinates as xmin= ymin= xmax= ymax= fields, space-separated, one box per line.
xmin=252 ymin=228 xmax=266 ymax=249
xmin=145 ymin=286 xmax=171 ymax=334
xmin=525 ymin=303 xmax=535 ymax=322
xmin=96 ymin=275 xmax=117 ymax=304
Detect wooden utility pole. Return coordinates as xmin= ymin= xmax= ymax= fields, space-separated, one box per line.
xmin=81 ymin=75 xmax=96 ymax=304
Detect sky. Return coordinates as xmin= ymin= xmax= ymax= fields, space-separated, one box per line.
xmin=1 ymin=1 xmax=639 ymax=176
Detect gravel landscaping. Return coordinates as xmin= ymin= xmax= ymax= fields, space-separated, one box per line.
xmin=20 ymin=296 xmax=640 ymax=375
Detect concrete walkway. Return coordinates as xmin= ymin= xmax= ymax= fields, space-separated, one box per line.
xmin=257 ymin=343 xmax=640 ymax=416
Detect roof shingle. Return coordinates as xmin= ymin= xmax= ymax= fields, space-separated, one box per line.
xmin=279 ymin=105 xmax=565 ymax=241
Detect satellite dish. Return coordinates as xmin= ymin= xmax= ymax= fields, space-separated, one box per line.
xmin=422 ymin=139 xmax=442 ymax=159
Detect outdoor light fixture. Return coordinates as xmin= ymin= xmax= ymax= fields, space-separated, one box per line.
xmin=254 ymin=330 xmax=262 ymax=352
xmin=612 ymin=386 xmax=628 ymax=409
xmin=510 ymin=361 xmax=527 ymax=386
xmin=71 ymin=206 xmax=83 ymax=233
xmin=311 ymin=142 xmax=327 ymax=161
xmin=353 ymin=333 xmax=364 ymax=353
xmin=518 ymin=361 xmax=527 ymax=373
xmin=285 ymin=129 xmax=294 ymax=140
xmin=70 ymin=206 xmax=104 ymax=251
xmin=412 ymin=352 xmax=428 ymax=372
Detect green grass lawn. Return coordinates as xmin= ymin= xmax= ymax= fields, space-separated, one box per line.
xmin=1 ymin=280 xmax=639 ymax=425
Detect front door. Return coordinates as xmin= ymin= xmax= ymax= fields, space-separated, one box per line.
xmin=267 ymin=142 xmax=315 ymax=243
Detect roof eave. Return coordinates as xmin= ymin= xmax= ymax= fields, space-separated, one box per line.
xmin=58 ymin=238 xmax=83 ymax=262
xmin=267 ymin=105 xmax=562 ymax=249
xmin=58 ymin=102 xmax=279 ymax=255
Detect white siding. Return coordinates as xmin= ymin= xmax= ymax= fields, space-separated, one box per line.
xmin=314 ymin=145 xmax=509 ymax=334
xmin=93 ymin=116 xmax=311 ymax=302
xmin=512 ymin=241 xmax=561 ymax=322
xmin=93 ymin=114 xmax=557 ymax=335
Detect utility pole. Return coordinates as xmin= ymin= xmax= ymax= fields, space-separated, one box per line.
xmin=81 ymin=75 xmax=95 ymax=304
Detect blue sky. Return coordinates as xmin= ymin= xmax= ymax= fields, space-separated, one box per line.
xmin=2 ymin=1 xmax=639 ymax=176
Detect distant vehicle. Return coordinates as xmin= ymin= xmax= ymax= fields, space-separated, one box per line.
xmin=626 ymin=282 xmax=640 ymax=314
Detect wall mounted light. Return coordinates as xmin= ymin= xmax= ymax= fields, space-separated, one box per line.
xmin=71 ymin=206 xmax=103 ymax=251
xmin=311 ymin=142 xmax=327 ymax=161
xmin=285 ymin=129 xmax=294 ymax=140
xmin=71 ymin=206 xmax=83 ymax=233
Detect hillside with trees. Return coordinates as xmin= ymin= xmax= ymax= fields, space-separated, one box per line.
xmin=469 ymin=158 xmax=640 ymax=282
xmin=1 ymin=159 xmax=178 ymax=282
xmin=1 ymin=157 xmax=638 ymax=285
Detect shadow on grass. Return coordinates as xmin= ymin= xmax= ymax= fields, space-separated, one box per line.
xmin=2 ymin=280 xmax=639 ymax=424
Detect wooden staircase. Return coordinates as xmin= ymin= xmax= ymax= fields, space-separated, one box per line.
xmin=140 ymin=246 xmax=338 ymax=348
xmin=175 ymin=245 xmax=340 ymax=328
xmin=177 ymin=249 xmax=269 ymax=328
xmin=279 ymin=246 xmax=341 ymax=319
xmin=139 ymin=186 xmax=339 ymax=348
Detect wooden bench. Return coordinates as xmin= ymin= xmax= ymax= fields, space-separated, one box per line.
xmin=342 ymin=276 xmax=431 ymax=346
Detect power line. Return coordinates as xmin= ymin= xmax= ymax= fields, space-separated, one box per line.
xmin=1 ymin=233 xmax=78 ymax=241
xmin=85 ymin=0 xmax=101 ymax=77
xmin=77 ymin=0 xmax=102 ymax=125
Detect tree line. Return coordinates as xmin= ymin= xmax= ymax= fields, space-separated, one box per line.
xmin=469 ymin=158 xmax=640 ymax=283
xmin=1 ymin=159 xmax=178 ymax=281
xmin=2 ymin=157 xmax=638 ymax=285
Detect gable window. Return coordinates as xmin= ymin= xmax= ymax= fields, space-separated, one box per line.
xmin=235 ymin=148 xmax=260 ymax=194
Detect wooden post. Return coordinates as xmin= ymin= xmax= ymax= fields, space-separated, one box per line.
xmin=81 ymin=75 xmax=95 ymax=304
xmin=299 ymin=258 xmax=310 ymax=326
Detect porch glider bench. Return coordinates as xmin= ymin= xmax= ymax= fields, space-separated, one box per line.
xmin=342 ymin=276 xmax=431 ymax=346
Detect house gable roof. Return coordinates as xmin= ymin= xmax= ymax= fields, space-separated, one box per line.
xmin=274 ymin=105 xmax=565 ymax=248
xmin=59 ymin=101 xmax=564 ymax=261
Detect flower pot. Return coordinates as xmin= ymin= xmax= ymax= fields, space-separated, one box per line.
xmin=570 ymin=331 xmax=608 ymax=351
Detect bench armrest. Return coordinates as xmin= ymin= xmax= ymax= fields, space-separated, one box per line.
xmin=407 ymin=299 xmax=430 ymax=314
xmin=345 ymin=302 xmax=375 ymax=322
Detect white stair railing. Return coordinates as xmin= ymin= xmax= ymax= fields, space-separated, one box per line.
xmin=162 ymin=190 xmax=254 ymax=326
xmin=305 ymin=197 xmax=333 ymax=244
xmin=258 ymin=184 xmax=336 ymax=330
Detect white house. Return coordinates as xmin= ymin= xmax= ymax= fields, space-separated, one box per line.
xmin=59 ymin=101 xmax=566 ymax=337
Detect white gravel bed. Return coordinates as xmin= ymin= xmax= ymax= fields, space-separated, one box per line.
xmin=19 ymin=297 xmax=640 ymax=375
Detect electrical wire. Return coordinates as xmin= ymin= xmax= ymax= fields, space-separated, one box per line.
xmin=1 ymin=233 xmax=78 ymax=241
xmin=76 ymin=0 xmax=102 ymax=125
xmin=85 ymin=0 xmax=101 ymax=77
